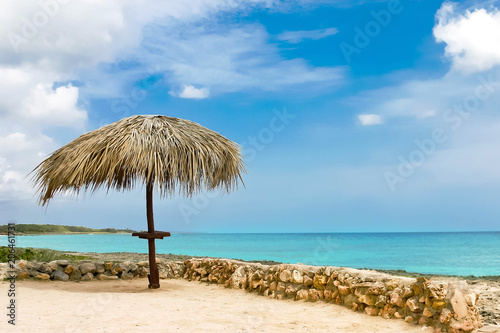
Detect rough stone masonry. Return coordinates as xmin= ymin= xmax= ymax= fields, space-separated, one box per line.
xmin=1 ymin=258 xmax=482 ymax=333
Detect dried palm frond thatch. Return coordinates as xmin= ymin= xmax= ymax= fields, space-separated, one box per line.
xmin=30 ymin=114 xmax=244 ymax=289
xmin=31 ymin=115 xmax=245 ymax=205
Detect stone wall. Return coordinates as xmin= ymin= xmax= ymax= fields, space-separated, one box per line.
xmin=2 ymin=258 xmax=482 ymax=333
xmin=182 ymin=259 xmax=482 ymax=333
xmin=0 ymin=259 xmax=185 ymax=281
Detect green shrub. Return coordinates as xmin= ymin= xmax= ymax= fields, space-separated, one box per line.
xmin=0 ymin=247 xmax=94 ymax=263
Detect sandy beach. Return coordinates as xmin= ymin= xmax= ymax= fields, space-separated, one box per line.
xmin=0 ymin=278 xmax=437 ymax=333
xmin=63 ymin=251 xmax=500 ymax=327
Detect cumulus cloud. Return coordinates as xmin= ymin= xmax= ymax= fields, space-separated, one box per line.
xmin=0 ymin=1 xmax=345 ymax=102
xmin=434 ymin=3 xmax=500 ymax=73
xmin=0 ymin=0 xmax=279 ymax=72
xmin=346 ymin=3 xmax=500 ymax=189
xmin=171 ymin=85 xmax=210 ymax=99
xmin=358 ymin=114 xmax=383 ymax=125
xmin=0 ymin=0 xmax=346 ymax=202
xmin=0 ymin=67 xmax=75 ymax=199
xmin=276 ymin=27 xmax=338 ymax=44
xmin=0 ymin=67 xmax=86 ymax=128
xmin=1 ymin=1 xmax=136 ymax=73
xmin=24 ymin=83 xmax=87 ymax=127
xmin=0 ymin=130 xmax=55 ymax=201
xmin=0 ymin=1 xmax=346 ymax=102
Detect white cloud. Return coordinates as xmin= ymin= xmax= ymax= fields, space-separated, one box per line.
xmin=0 ymin=1 xmax=345 ymax=103
xmin=276 ymin=27 xmax=338 ymax=44
xmin=0 ymin=0 xmax=277 ymax=72
xmin=0 ymin=130 xmax=55 ymax=201
xmin=0 ymin=1 xmax=136 ymax=72
xmin=434 ymin=3 xmax=500 ymax=73
xmin=171 ymin=85 xmax=210 ymax=99
xmin=142 ymin=24 xmax=344 ymax=95
xmin=0 ymin=67 xmax=87 ymax=128
xmin=0 ymin=0 xmax=277 ymax=202
xmin=358 ymin=114 xmax=383 ymax=125
xmin=0 ymin=1 xmax=282 ymax=98
xmin=0 ymin=133 xmax=31 ymax=153
xmin=24 ymin=83 xmax=87 ymax=127
xmin=0 ymin=0 xmax=347 ymax=203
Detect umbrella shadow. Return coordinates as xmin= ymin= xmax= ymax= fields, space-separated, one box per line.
xmin=18 ymin=279 xmax=187 ymax=294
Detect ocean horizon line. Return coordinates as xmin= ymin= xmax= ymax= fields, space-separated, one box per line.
xmin=167 ymin=230 xmax=500 ymax=234
xmin=3 ymin=231 xmax=499 ymax=276
xmin=11 ymin=230 xmax=500 ymax=236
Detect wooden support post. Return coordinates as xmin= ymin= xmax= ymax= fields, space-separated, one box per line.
xmin=146 ymin=181 xmax=160 ymax=289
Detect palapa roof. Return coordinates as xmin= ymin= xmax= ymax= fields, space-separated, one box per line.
xmin=31 ymin=115 xmax=245 ymax=205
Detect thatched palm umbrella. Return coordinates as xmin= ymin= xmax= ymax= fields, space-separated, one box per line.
xmin=31 ymin=115 xmax=244 ymax=288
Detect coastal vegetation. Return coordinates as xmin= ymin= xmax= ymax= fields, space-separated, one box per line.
xmin=0 ymin=224 xmax=137 ymax=235
xmin=0 ymin=246 xmax=94 ymax=263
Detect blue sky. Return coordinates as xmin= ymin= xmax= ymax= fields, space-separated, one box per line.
xmin=1 ymin=0 xmax=500 ymax=232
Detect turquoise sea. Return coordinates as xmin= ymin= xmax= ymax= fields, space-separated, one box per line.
xmin=1 ymin=232 xmax=499 ymax=276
